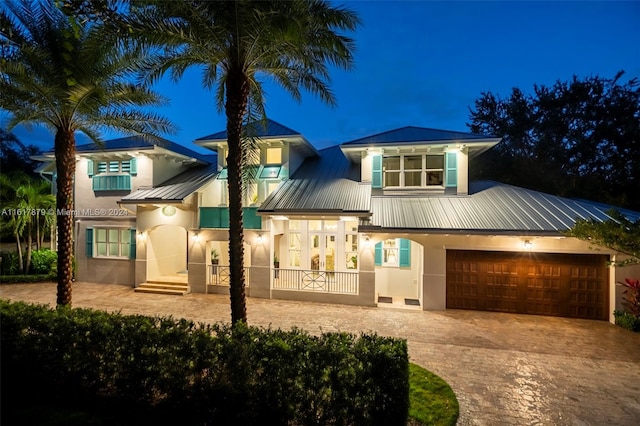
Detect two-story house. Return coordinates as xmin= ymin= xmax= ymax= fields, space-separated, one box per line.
xmin=37 ymin=119 xmax=640 ymax=323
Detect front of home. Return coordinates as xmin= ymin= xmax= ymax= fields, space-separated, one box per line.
xmin=37 ymin=120 xmax=640 ymax=323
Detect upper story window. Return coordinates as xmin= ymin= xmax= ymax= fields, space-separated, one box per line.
xmin=266 ymin=147 xmax=282 ymax=165
xmin=382 ymin=154 xmax=443 ymax=188
xmin=88 ymin=158 xmax=136 ymax=191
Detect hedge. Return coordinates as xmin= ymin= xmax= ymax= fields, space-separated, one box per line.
xmin=0 ymin=300 xmax=409 ymax=425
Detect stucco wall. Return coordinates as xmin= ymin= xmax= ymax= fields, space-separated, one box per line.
xmin=75 ymin=218 xmax=136 ymax=285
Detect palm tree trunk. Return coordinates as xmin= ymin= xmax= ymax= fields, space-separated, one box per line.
xmin=225 ymin=67 xmax=250 ymax=325
xmin=25 ymin=221 xmax=33 ymax=274
xmin=15 ymin=233 xmax=23 ymax=273
xmin=55 ymin=129 xmax=76 ymax=306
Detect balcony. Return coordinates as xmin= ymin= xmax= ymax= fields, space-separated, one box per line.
xmin=92 ymin=174 xmax=131 ymax=191
xmin=200 ymin=207 xmax=262 ymax=229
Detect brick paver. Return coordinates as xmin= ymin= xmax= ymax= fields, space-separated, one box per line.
xmin=2 ymin=282 xmax=640 ymax=425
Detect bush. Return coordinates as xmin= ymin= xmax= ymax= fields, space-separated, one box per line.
xmin=30 ymin=248 xmax=57 ymax=275
xmin=0 ymin=251 xmax=21 ymax=275
xmin=613 ymin=310 xmax=640 ymax=332
xmin=0 ymin=300 xmax=409 ymax=425
xmin=0 ymin=274 xmax=54 ymax=284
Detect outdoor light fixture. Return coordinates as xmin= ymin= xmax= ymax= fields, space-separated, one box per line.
xmin=162 ymin=205 xmax=177 ymax=217
xmin=363 ymin=235 xmax=371 ymax=248
xmin=137 ymin=231 xmax=145 ymax=240
xmin=256 ymin=233 xmax=264 ymax=244
xmin=524 ymin=240 xmax=532 ymax=250
xmin=194 ymin=233 xmax=201 ymax=242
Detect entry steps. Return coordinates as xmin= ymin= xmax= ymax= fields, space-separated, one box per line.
xmin=135 ymin=275 xmax=189 ymax=295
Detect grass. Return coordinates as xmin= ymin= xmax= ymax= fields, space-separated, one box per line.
xmin=409 ymin=363 xmax=459 ymax=426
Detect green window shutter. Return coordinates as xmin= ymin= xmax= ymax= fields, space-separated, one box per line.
xmin=446 ymin=152 xmax=457 ymax=187
xmin=87 ymin=160 xmax=94 ymax=177
xmin=399 ymin=238 xmax=411 ymax=267
xmin=372 ymin=155 xmax=382 ymax=188
xmin=374 ymin=242 xmax=382 ymax=266
xmin=86 ymin=227 xmax=94 ymax=257
xmin=129 ymin=158 xmax=137 ymax=176
xmin=129 ymin=229 xmax=136 ymax=259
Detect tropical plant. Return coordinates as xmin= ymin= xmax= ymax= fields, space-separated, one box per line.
xmin=620 ymin=278 xmax=640 ymax=318
xmin=0 ymin=1 xmax=173 ymax=305
xmin=566 ymin=209 xmax=640 ymax=267
xmin=131 ymin=0 xmax=359 ymax=324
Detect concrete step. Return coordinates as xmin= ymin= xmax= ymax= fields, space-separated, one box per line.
xmin=135 ymin=281 xmax=189 ymax=295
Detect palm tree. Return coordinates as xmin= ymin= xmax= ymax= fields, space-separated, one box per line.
xmin=133 ymin=0 xmax=359 ymax=324
xmin=0 ymin=1 xmax=173 ymax=305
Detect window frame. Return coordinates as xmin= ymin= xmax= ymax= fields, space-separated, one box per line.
xmin=93 ymin=227 xmax=133 ymax=259
xmin=382 ymin=154 xmax=445 ymax=188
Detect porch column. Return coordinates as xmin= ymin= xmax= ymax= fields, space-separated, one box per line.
xmin=249 ymin=231 xmax=271 ymax=299
xmin=358 ymin=236 xmax=376 ymax=306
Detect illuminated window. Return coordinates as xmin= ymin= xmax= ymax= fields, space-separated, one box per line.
xmin=345 ymin=221 xmax=358 ymax=270
xmin=266 ymin=147 xmax=282 ymax=164
xmin=382 ymin=154 xmax=444 ymax=188
xmin=95 ymin=228 xmax=131 ymax=258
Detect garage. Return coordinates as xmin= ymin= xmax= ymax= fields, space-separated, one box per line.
xmin=446 ymin=250 xmax=609 ymax=320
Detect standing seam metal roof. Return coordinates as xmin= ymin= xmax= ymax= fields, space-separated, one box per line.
xmin=367 ymin=181 xmax=640 ymax=233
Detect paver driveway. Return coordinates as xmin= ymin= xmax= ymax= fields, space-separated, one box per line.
xmin=2 ymin=282 xmax=639 ymax=425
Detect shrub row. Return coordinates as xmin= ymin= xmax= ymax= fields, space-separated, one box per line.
xmin=0 ymin=249 xmax=57 ymax=275
xmin=0 ymin=300 xmax=409 ymax=425
xmin=0 ymin=273 xmax=55 ymax=284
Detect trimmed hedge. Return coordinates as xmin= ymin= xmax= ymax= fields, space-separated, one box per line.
xmin=0 ymin=300 xmax=409 ymax=425
xmin=0 ymin=274 xmax=55 ymax=284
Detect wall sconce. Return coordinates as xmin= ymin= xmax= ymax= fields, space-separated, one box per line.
xmin=193 ymin=233 xmax=201 ymax=242
xmin=362 ymin=235 xmax=371 ymax=248
xmin=137 ymin=231 xmax=146 ymax=240
xmin=256 ymin=233 xmax=264 ymax=244
xmin=523 ymin=240 xmax=532 ymax=250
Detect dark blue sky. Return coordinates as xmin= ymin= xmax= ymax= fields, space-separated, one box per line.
xmin=5 ymin=1 xmax=639 ymax=153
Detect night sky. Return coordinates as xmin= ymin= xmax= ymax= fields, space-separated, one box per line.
xmin=5 ymin=1 xmax=639 ymax=154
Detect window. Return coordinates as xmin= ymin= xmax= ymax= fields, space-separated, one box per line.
xmin=381 ymin=154 xmax=445 ymax=188
xmin=375 ymin=238 xmax=411 ymax=267
xmin=94 ymin=159 xmax=135 ymax=175
xmin=88 ymin=227 xmax=134 ymax=258
xmin=382 ymin=239 xmax=399 ymax=266
xmin=345 ymin=221 xmax=358 ymax=270
xmin=426 ymin=155 xmax=444 ymax=186
xmin=288 ymin=233 xmax=301 ymax=267
xmin=266 ymin=147 xmax=282 ymax=164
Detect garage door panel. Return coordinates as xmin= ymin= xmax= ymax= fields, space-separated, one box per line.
xmin=446 ymin=250 xmax=608 ymax=320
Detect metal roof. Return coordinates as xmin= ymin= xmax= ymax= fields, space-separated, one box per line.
xmin=70 ymin=136 xmax=211 ymax=163
xmin=120 ymin=164 xmax=218 ymax=203
xmin=259 ymin=145 xmax=370 ymax=214
xmin=341 ymin=126 xmax=497 ymax=146
xmin=365 ymin=181 xmax=640 ymax=234
xmin=195 ymin=118 xmax=302 ymax=141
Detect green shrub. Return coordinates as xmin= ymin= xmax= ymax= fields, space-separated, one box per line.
xmin=613 ymin=309 xmax=640 ymax=332
xmin=0 ymin=251 xmax=21 ymax=275
xmin=0 ymin=274 xmax=54 ymax=284
xmin=0 ymin=300 xmax=410 ymax=425
xmin=30 ymin=248 xmax=57 ymax=275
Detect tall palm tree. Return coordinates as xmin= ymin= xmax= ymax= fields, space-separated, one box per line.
xmin=133 ymin=0 xmax=359 ymax=324
xmin=0 ymin=1 xmax=173 ymax=306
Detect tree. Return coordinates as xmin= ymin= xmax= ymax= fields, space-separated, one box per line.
xmin=0 ymin=130 xmax=41 ymax=177
xmin=132 ymin=0 xmax=359 ymax=324
xmin=1 ymin=0 xmax=173 ymax=305
xmin=468 ymin=72 xmax=640 ymax=211
xmin=566 ymin=210 xmax=640 ymax=267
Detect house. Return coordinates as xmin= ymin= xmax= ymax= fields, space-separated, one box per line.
xmin=37 ymin=119 xmax=640 ymax=322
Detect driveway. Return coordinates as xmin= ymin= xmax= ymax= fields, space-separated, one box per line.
xmin=2 ymin=282 xmax=639 ymax=425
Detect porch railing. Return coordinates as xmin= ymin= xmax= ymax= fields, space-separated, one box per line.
xmin=206 ymin=265 xmax=251 ymax=290
xmin=272 ymin=268 xmax=358 ymax=295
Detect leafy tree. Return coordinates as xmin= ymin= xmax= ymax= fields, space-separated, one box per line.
xmin=468 ymin=72 xmax=640 ymax=210
xmin=1 ymin=1 xmax=173 ymax=305
xmin=566 ymin=210 xmax=640 ymax=266
xmin=131 ymin=0 xmax=359 ymax=324
xmin=0 ymin=130 xmax=42 ymax=177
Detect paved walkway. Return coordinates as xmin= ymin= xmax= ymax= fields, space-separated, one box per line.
xmin=2 ymin=282 xmax=640 ymax=425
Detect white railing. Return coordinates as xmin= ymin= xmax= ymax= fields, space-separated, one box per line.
xmin=206 ymin=265 xmax=251 ymax=289
xmin=272 ymin=268 xmax=358 ymax=295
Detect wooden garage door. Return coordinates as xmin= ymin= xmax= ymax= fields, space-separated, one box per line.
xmin=446 ymin=250 xmax=609 ymax=320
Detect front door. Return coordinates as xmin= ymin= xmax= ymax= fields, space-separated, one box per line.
xmin=310 ymin=233 xmax=336 ymax=272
